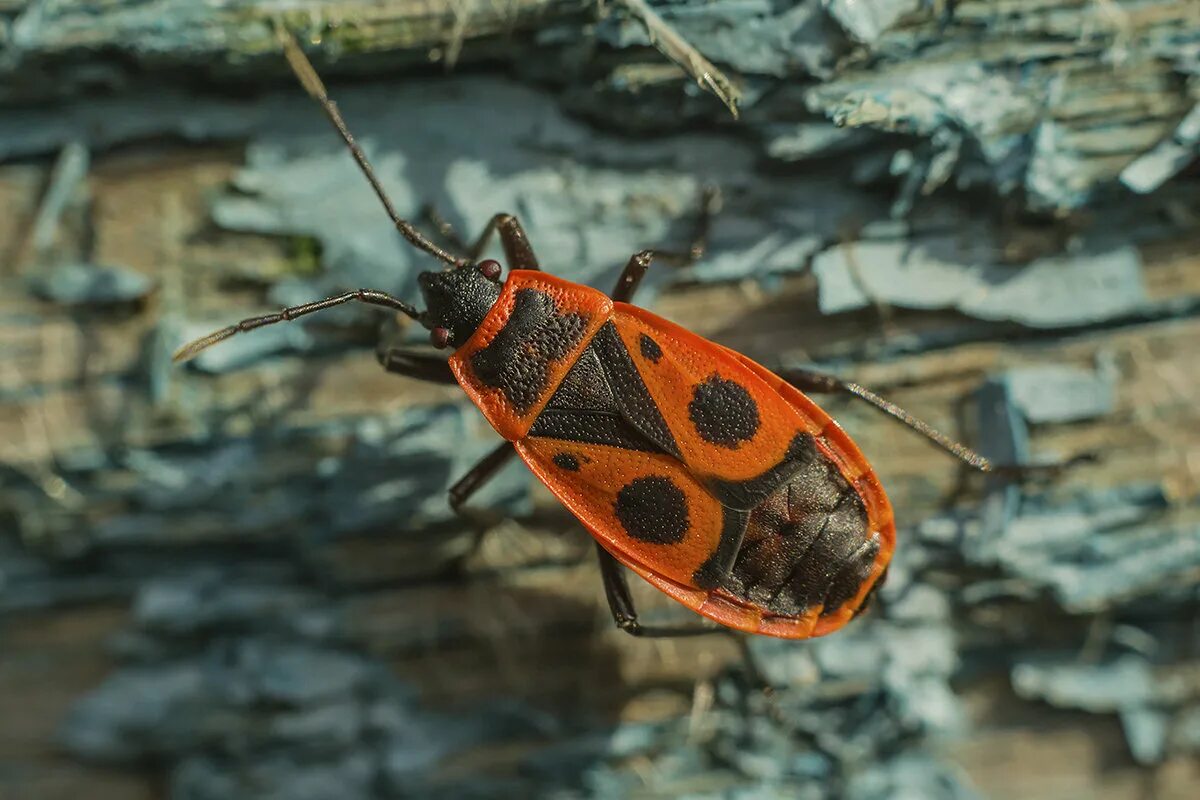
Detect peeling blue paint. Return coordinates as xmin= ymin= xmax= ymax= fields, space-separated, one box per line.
xmin=1120 ymin=104 xmax=1200 ymax=194
xmin=2 ymin=3 xmax=1199 ymax=799
xmin=28 ymin=262 xmax=153 ymax=305
xmin=1013 ymin=653 xmax=1200 ymax=765
xmin=1005 ymin=361 xmax=1117 ymax=424
xmin=814 ymin=239 xmax=1147 ymax=328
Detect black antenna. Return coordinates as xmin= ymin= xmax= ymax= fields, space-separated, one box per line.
xmin=278 ymin=27 xmax=467 ymax=268
xmin=172 ymin=289 xmax=421 ymax=363
xmin=172 ymin=27 xmax=466 ymax=364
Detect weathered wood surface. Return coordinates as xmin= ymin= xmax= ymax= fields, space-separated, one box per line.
xmin=1 ymin=1 xmax=1199 ymax=799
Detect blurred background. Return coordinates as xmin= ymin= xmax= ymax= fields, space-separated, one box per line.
xmin=1 ymin=1 xmax=1199 ymax=798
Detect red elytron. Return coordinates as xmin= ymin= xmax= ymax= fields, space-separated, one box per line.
xmin=175 ymin=33 xmax=997 ymax=641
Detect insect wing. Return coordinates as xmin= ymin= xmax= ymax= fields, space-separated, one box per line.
xmin=608 ymin=306 xmax=821 ymax=484
xmin=516 ymin=438 xmax=725 ymax=592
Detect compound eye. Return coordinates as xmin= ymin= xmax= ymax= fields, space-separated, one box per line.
xmin=478 ymin=259 xmax=502 ymax=281
xmin=430 ymin=327 xmax=451 ymax=349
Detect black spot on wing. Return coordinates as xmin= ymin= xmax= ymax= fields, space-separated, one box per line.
xmin=614 ymin=476 xmax=689 ymax=544
xmin=552 ymin=453 xmax=581 ymax=471
xmin=689 ymin=375 xmax=760 ymax=448
xmin=639 ymin=333 xmax=663 ymax=363
xmin=469 ymin=288 xmax=589 ymax=413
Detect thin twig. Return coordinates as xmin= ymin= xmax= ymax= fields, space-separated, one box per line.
xmin=616 ymin=0 xmax=741 ymax=119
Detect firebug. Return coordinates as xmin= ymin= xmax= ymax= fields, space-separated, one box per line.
xmin=175 ymin=32 xmax=1010 ymax=640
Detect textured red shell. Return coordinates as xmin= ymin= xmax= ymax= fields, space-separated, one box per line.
xmin=449 ymin=270 xmax=894 ymax=639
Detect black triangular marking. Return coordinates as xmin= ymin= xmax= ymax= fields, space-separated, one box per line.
xmin=545 ymin=346 xmax=615 ymax=413
xmin=529 ymin=409 xmax=663 ymax=453
xmin=532 ymin=323 xmax=682 ymax=460
xmin=590 ymin=322 xmax=683 ymax=460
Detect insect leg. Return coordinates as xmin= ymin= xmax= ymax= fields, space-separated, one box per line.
xmin=595 ymin=548 xmax=780 ymax=705
xmin=444 ymin=443 xmax=519 ymax=560
xmin=595 ymin=544 xmax=727 ymax=638
xmin=781 ymin=368 xmax=1094 ymax=476
xmin=611 ymin=250 xmax=655 ymax=304
xmin=420 ymin=209 xmax=540 ymax=269
xmin=449 ymin=442 xmax=518 ymax=515
xmin=611 ymin=186 xmax=720 ymax=303
xmin=781 ymin=367 xmax=996 ymax=472
xmin=375 ymin=347 xmax=458 ymax=384
xmin=419 ymin=204 xmax=471 ymax=254
xmin=468 ymin=214 xmax=541 ymax=270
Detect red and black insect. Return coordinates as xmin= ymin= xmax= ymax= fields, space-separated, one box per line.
xmin=175 ymin=35 xmax=1001 ymax=640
